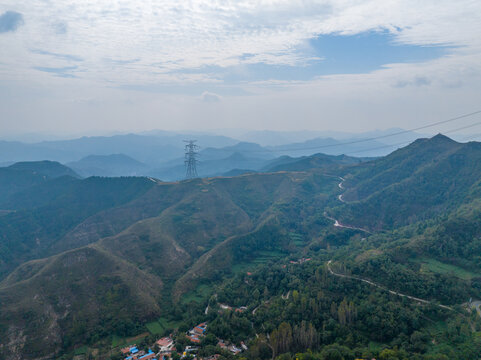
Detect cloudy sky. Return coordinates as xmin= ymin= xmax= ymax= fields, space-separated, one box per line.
xmin=1 ymin=0 xmax=481 ymax=137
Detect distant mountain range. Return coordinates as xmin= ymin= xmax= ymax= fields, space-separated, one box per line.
xmin=67 ymin=154 xmax=149 ymax=177
xmin=0 ymin=129 xmax=427 ymax=180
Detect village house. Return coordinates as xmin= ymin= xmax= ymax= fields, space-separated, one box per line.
xmin=216 ymin=340 xmax=227 ymax=350
xmin=138 ymin=350 xmax=156 ymax=360
xmin=156 ymin=337 xmax=174 ymax=352
xmin=188 ymin=322 xmax=208 ymax=343
xmin=121 ymin=345 xmax=159 ymax=360
xmin=228 ymin=344 xmax=242 ymax=355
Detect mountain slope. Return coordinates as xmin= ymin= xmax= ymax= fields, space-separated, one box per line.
xmin=0 ymin=245 xmax=162 ymax=360
xmin=263 ymin=153 xmax=369 ymax=172
xmin=335 ymin=135 xmax=481 ymax=229
xmin=0 ymin=161 xmax=79 ymax=203
xmin=0 ymin=176 xmax=156 ymax=277
xmin=7 ymin=160 xmax=79 ymax=179
xmin=0 ymin=171 xmax=340 ymax=359
xmin=2 ymin=134 xmax=481 ymax=359
xmin=67 ymin=154 xmax=149 ymax=177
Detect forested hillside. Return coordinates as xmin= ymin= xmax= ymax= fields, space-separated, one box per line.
xmin=0 ymin=169 xmax=339 ymax=359
xmin=0 ymin=135 xmax=481 ymax=360
xmin=334 ymin=135 xmax=481 ymax=230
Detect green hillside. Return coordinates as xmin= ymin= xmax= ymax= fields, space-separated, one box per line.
xmin=1 ymin=135 xmax=481 ymax=359
xmin=0 ymin=170 xmax=340 ymax=359
xmin=0 ymin=246 xmax=162 ymax=359
xmin=263 ymin=153 xmax=370 ymax=172
xmin=7 ymin=160 xmax=80 ymax=179
xmin=0 ymin=160 xmax=79 ymax=203
xmin=0 ymin=176 xmax=156 ymax=278
xmin=335 ymin=135 xmax=481 ymax=230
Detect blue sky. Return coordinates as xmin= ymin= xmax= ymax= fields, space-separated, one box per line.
xmin=0 ymin=1 xmax=480 ymax=136
xmin=200 ymin=31 xmax=451 ymax=83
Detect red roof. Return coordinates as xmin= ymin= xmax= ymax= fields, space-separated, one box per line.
xmin=189 ymin=335 xmax=201 ymax=343
xmin=156 ymin=337 xmax=173 ymax=347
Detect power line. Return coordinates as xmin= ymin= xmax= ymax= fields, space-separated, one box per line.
xmin=244 ymin=109 xmax=481 ymax=153
xmin=443 ymin=120 xmax=481 ymax=135
xmin=184 ymin=140 xmax=199 ymax=179
xmin=341 ymin=119 xmax=481 ymax=156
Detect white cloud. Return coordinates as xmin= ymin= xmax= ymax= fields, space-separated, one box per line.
xmin=201 ymin=91 xmax=222 ymax=103
xmin=0 ymin=1 xmax=479 ymax=83
xmin=0 ymin=1 xmax=480 ymax=135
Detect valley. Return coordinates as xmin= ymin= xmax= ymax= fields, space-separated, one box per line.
xmin=0 ymin=135 xmax=480 ymax=360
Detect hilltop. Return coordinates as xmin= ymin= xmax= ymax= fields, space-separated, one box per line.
xmin=0 ymin=135 xmax=481 ymax=360
xmin=334 ymin=134 xmax=481 ymax=229
xmin=0 ymin=160 xmax=79 ymax=203
xmin=67 ymin=154 xmax=149 ymax=177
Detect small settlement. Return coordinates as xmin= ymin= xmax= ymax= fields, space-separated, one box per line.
xmin=121 ymin=346 xmax=156 ymax=360
xmin=120 ymin=321 xmax=249 ymax=360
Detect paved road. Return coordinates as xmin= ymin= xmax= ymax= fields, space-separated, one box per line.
xmin=337 ymin=177 xmax=346 ymax=202
xmin=325 ymin=177 xmax=452 ymax=311
xmin=324 ymin=212 xmax=371 ymax=233
xmin=327 ymin=261 xmax=452 ymax=310
xmin=324 ymin=176 xmax=371 ymax=233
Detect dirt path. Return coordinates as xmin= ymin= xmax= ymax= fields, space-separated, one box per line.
xmin=327 ymin=260 xmax=452 ymax=310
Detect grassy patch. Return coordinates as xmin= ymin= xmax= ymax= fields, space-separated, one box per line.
xmin=289 ymin=232 xmax=306 ymax=246
xmin=232 ymin=262 xmax=251 ymax=274
xmin=73 ymin=345 xmax=88 ymax=355
xmin=111 ymin=335 xmax=124 ymax=347
xmin=146 ymin=318 xmax=183 ymax=335
xmin=111 ymin=332 xmax=149 ymax=348
xmin=232 ymin=250 xmax=286 ymax=273
xmin=251 ymin=250 xmax=285 ymax=263
xmin=414 ymin=258 xmax=481 ymax=280
xmin=146 ymin=321 xmax=164 ymax=335
xmin=158 ymin=318 xmax=183 ymax=331
xmin=181 ymin=284 xmax=212 ymax=304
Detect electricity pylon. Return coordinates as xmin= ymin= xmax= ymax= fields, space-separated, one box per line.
xmin=184 ymin=140 xmax=199 ymax=179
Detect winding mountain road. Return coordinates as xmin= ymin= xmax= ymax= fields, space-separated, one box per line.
xmin=337 ymin=177 xmax=346 ymax=203
xmin=324 ymin=176 xmax=371 ymax=233
xmin=325 ymin=175 xmax=453 ymax=311
xmin=327 ymin=260 xmax=452 ymax=310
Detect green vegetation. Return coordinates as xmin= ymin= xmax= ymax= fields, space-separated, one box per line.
xmin=414 ymin=258 xmax=481 ymax=280
xmin=181 ymin=284 xmax=213 ymax=304
xmin=145 ymin=321 xmax=164 ymax=335
xmin=73 ymin=345 xmax=88 ymax=355
xmin=289 ymin=232 xmax=306 ymax=246
xmin=111 ymin=335 xmax=124 ymax=348
xmin=1 ymin=136 xmax=481 ymax=360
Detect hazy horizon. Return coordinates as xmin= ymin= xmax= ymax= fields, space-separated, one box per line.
xmin=1 ymin=1 xmax=481 ymax=136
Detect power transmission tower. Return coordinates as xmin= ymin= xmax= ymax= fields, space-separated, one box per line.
xmin=184 ymin=140 xmax=199 ymax=179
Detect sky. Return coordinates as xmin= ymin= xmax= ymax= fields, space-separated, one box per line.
xmin=1 ymin=0 xmax=481 ymax=138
